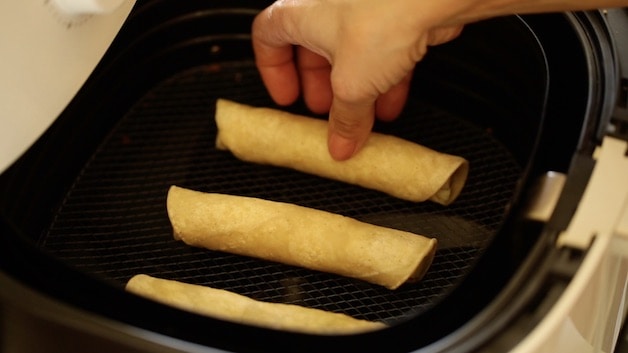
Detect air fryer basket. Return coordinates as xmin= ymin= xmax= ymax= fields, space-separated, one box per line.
xmin=39 ymin=4 xmax=543 ymax=321
xmin=1 ymin=1 xmax=601 ymax=352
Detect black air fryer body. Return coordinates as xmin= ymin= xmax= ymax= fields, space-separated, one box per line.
xmin=1 ymin=1 xmax=627 ymax=352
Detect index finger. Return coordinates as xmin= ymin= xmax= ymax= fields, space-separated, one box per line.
xmin=328 ymin=95 xmax=376 ymax=161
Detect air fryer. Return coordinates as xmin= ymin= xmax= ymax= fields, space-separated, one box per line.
xmin=1 ymin=1 xmax=626 ymax=353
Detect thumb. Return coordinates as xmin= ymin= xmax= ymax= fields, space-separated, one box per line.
xmin=327 ymin=96 xmax=375 ymax=161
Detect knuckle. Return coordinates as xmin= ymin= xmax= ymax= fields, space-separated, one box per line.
xmin=331 ymin=115 xmax=364 ymax=136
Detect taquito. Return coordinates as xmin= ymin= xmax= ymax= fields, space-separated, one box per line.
xmin=214 ymin=99 xmax=468 ymax=205
xmin=167 ymin=185 xmax=437 ymax=290
xmin=126 ymin=274 xmax=385 ymax=334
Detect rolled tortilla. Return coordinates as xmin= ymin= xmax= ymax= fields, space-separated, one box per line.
xmin=214 ymin=99 xmax=468 ymax=205
xmin=126 ymin=274 xmax=385 ymax=334
xmin=167 ymin=185 xmax=437 ymax=290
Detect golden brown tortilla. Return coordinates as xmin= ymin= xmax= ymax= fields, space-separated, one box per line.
xmin=126 ymin=274 xmax=386 ymax=335
xmin=167 ymin=185 xmax=437 ymax=290
xmin=214 ymin=99 xmax=468 ymax=205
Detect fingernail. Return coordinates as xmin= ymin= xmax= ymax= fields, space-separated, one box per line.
xmin=328 ymin=133 xmax=357 ymax=161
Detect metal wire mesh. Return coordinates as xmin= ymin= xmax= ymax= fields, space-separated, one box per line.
xmin=42 ymin=61 xmax=521 ymax=324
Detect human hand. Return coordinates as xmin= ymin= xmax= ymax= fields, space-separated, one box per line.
xmin=252 ymin=0 xmax=464 ymax=160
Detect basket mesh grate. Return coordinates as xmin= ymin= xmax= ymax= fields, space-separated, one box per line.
xmin=41 ymin=61 xmax=522 ymax=324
